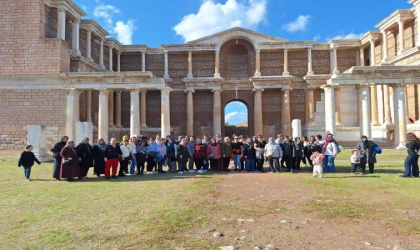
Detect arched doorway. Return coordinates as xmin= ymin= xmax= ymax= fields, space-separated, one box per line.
xmin=220 ymin=39 xmax=255 ymax=79
xmin=224 ymin=101 xmax=249 ymax=138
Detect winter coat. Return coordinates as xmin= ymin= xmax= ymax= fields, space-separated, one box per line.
xmin=76 ymin=143 xmax=94 ymax=169
xmin=356 ymin=140 xmax=378 ymax=164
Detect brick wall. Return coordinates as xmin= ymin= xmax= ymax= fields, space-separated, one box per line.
xmin=262 ymin=90 xmax=281 ymax=138
xmin=0 ymin=89 xmax=67 ymax=150
xmin=146 ymin=54 xmax=164 ymax=78
xmin=120 ymin=54 xmax=142 ymax=71
xmin=375 ymin=41 xmax=382 ymax=65
xmin=91 ymin=37 xmax=101 ymax=65
xmin=80 ymin=29 xmax=88 ymax=58
xmin=290 ymin=89 xmax=306 ymax=125
xmin=261 ymin=51 xmax=283 ymax=76
xmin=192 ymin=52 xmax=215 ymax=77
xmin=193 ymin=91 xmax=214 ymax=136
xmin=44 ymin=4 xmax=57 ymax=38
xmin=337 ymin=49 xmax=357 ymax=73
xmin=404 ymin=19 xmax=416 ymax=51
xmin=406 ymin=85 xmax=417 ymax=122
xmin=220 ymin=39 xmax=256 ymax=79
xmin=388 ymin=31 xmax=398 ymax=58
xmin=103 ymin=46 xmax=110 ymax=70
xmin=312 ymin=50 xmax=330 ymax=74
xmin=145 ymin=90 xmax=161 ymax=128
xmin=170 ymin=91 xmax=187 ymax=137
xmin=289 ymin=50 xmax=308 ymax=77
xmin=168 ymin=53 xmax=188 ymax=84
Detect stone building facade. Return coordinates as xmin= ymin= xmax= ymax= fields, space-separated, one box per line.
xmin=1 ymin=0 xmax=420 ymax=150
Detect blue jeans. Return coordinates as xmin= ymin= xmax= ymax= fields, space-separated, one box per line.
xmin=404 ymin=154 xmax=419 ymax=177
xmin=203 ymin=158 xmax=209 ymax=170
xmin=23 ymin=166 xmax=32 ymax=179
xmin=158 ymin=156 xmax=166 ymax=172
xmin=245 ymin=159 xmax=256 ymax=171
xmin=323 ymin=155 xmax=336 ymax=173
xmin=233 ymin=154 xmax=241 ymax=170
xmin=129 ymin=155 xmax=137 ymax=175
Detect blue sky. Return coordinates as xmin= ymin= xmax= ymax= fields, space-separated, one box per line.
xmin=74 ymin=0 xmax=413 ymax=124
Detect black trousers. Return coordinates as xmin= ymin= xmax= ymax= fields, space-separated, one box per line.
xmin=283 ymin=155 xmax=294 ymax=170
xmin=294 ymin=156 xmax=303 ymax=170
xmin=136 ymin=153 xmax=146 ymax=174
xmin=222 ymin=157 xmax=231 ymax=170
xmin=119 ymin=157 xmax=129 ymax=175
xmin=195 ymin=158 xmax=205 ymax=170
xmin=209 ymin=158 xmax=218 ymax=171
xmin=302 ymin=151 xmax=312 ymax=166
xmin=281 ymin=158 xmax=286 ymax=167
xmin=351 ymin=163 xmax=361 ymax=173
xmin=361 ymin=163 xmax=375 ymax=173
xmin=256 ymin=158 xmax=264 ymax=171
xmin=146 ymin=156 xmax=156 ymax=172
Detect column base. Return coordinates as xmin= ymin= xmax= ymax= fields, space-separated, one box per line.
xmin=140 ymin=124 xmax=148 ymax=129
xmin=306 ymin=71 xmax=314 ymax=76
xmin=371 ymin=122 xmax=381 ymax=126
xmin=398 ymin=50 xmax=405 ymax=55
xmin=336 ymin=122 xmax=344 ymax=127
xmin=214 ymin=73 xmax=221 ymax=78
xmin=88 ymin=57 xmax=93 ymax=62
xmin=380 ymin=60 xmax=390 ymax=65
xmin=254 ymin=72 xmax=261 ymax=77
xmin=187 ymin=74 xmax=193 ymax=79
xmin=333 ymin=70 xmax=340 ymax=75
xmin=100 ymin=65 xmax=106 ymax=70
xmin=283 ymin=72 xmax=290 ymax=76
xmin=163 ymin=74 xmax=170 ymax=79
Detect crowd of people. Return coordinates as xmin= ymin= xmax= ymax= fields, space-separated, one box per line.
xmin=16 ymin=132 xmax=420 ymax=181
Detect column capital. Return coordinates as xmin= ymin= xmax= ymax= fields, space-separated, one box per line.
xmin=281 ymin=87 xmax=292 ymax=91
xmin=215 ymin=48 xmax=220 ymax=53
xmin=97 ymin=89 xmax=111 ymax=95
xmin=211 ymin=88 xmax=223 ymax=93
xmin=108 ymin=44 xmax=114 ymax=50
xmin=67 ymin=89 xmax=83 ymax=96
xmin=184 ymin=88 xmax=195 ymax=93
xmin=255 ymin=49 xmax=261 ymax=53
xmin=57 ymin=5 xmax=67 ymax=12
xmin=164 ymin=50 xmax=169 ymax=54
xmin=115 ymin=90 xmax=123 ymax=95
xmin=252 ymin=88 xmax=264 ymax=93
xmin=159 ymin=87 xmax=172 ymax=95
xmin=305 ymin=85 xmax=316 ymax=91
xmin=117 ymin=51 xmax=121 ymax=56
xmin=140 ymin=90 xmax=147 ymax=95
xmin=334 ymin=86 xmax=341 ymax=91
xmin=72 ymin=18 xmax=81 ymax=24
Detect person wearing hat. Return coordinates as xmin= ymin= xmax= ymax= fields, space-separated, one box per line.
xmin=356 ymin=136 xmax=378 ymax=174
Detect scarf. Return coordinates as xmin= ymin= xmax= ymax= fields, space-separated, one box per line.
xmin=97 ymin=138 xmax=107 ymax=152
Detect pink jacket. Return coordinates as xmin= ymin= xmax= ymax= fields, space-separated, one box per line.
xmin=207 ymin=144 xmax=221 ymax=159
xmin=310 ymin=154 xmax=324 ymax=165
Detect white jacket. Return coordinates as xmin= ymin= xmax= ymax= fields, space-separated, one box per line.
xmin=323 ymin=142 xmax=338 ymax=156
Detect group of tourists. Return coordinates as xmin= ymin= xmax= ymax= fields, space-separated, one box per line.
xmin=16 ymin=131 xmax=420 ymax=181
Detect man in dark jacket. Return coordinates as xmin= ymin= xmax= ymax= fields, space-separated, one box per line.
xmin=281 ymin=136 xmax=295 ymax=173
xmin=50 ymin=136 xmax=68 ymax=180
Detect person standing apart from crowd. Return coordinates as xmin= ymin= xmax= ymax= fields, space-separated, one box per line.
xmin=51 ymin=136 xmax=68 ymax=181
xmin=146 ymin=138 xmax=158 ymax=174
xmin=221 ymin=137 xmax=233 ymax=172
xmin=244 ymin=137 xmax=257 ymax=172
xmin=356 ymin=136 xmax=378 ymax=174
xmin=323 ymin=137 xmax=338 ymax=173
xmin=118 ymin=140 xmax=131 ymax=177
xmin=92 ymin=138 xmax=107 ymax=177
xmin=310 ymin=146 xmax=324 ymax=178
xmin=187 ymin=136 xmax=196 ymax=173
xmin=207 ymin=137 xmax=221 ymax=172
xmin=177 ymin=139 xmax=189 ymax=174
xmin=402 ymin=133 xmax=420 ymax=178
xmin=135 ymin=140 xmax=148 ymax=175
xmin=350 ymin=150 xmax=362 ymax=175
xmin=76 ymin=138 xmax=93 ymax=179
xmin=104 ymin=138 xmax=122 ymax=179
xmin=18 ymin=145 xmax=41 ymax=181
xmin=60 ymin=140 xmax=80 ymax=181
xmin=128 ymin=136 xmax=138 ymax=175
xmin=231 ymin=136 xmax=244 ymax=171
xmin=264 ymin=138 xmax=283 ymax=173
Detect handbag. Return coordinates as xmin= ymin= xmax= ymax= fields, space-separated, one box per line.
xmin=63 ymin=159 xmax=72 ymax=165
xmin=266 ymin=151 xmax=273 ymax=157
xmin=209 ymin=151 xmax=215 ymax=158
xmin=148 ymin=151 xmax=156 ymax=157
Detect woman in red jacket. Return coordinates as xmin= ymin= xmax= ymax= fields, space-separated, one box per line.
xmin=195 ymin=138 xmax=207 ymax=174
xmin=60 ymin=140 xmax=80 ymax=181
xmin=207 ymin=137 xmax=221 ymax=172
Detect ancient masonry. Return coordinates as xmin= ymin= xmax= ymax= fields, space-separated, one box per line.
xmin=1 ymin=0 xmax=420 ymax=150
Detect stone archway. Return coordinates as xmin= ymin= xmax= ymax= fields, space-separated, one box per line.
xmin=220 ymin=39 xmax=256 ymax=79
xmin=223 ymin=100 xmax=250 ymax=138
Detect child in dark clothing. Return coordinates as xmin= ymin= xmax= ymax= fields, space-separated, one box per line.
xmin=18 ymin=145 xmax=41 ymax=181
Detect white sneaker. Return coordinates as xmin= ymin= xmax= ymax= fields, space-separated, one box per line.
xmin=304 ymin=165 xmax=308 ymax=168
xmin=178 ymin=171 xmax=184 ymax=174
xmin=188 ymin=170 xmax=196 ymax=173
xmin=203 ymin=170 xmax=208 ymax=172
xmin=146 ymin=172 xmax=153 ymax=175
xmin=312 ymin=175 xmax=317 ymax=178
xmin=197 ymin=170 xmax=204 ymax=174
xmin=25 ymin=179 xmax=30 ymax=182
xmin=319 ymin=175 xmax=324 ymax=178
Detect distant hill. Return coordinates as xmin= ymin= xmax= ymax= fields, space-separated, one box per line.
xmin=235 ymin=121 xmax=248 ymax=127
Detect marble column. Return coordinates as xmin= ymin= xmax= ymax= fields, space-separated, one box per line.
xmin=164 ymin=50 xmax=170 ymax=79
xmin=130 ymin=89 xmax=140 ymax=136
xmin=140 ymin=90 xmax=147 ymax=128
xmin=57 ymin=6 xmax=66 ymax=40
xmin=160 ymin=88 xmax=172 ymax=136
xmin=108 ymin=91 xmax=114 ymax=127
xmin=282 ymin=88 xmax=291 ymax=135
xmin=283 ymin=49 xmax=289 ymax=76
xmin=334 ymin=87 xmax=343 ymax=126
xmin=187 ymin=51 xmax=193 ymax=78
xmin=185 ymin=89 xmax=194 ymax=136
xmin=398 ymin=19 xmax=406 ymax=55
xmin=370 ymin=39 xmax=376 ymax=66
xmin=360 ymin=48 xmax=365 ymax=66
xmin=359 ymin=85 xmax=372 ymax=138
xmin=66 ymin=89 xmax=81 ymax=141
xmin=115 ymin=91 xmax=122 ymax=127
xmin=141 ymin=51 xmax=146 ymax=72
xmin=255 ymin=49 xmax=261 ymax=76
xmin=381 ymin=30 xmax=388 ymax=64
xmin=383 ymin=85 xmax=393 ymax=124
xmin=99 ymin=39 xmax=105 ymax=70
xmin=72 ymin=19 xmax=80 ymax=55
xmin=307 ymin=48 xmax=314 ymax=75
xmin=332 ymin=47 xmax=339 ymax=74
xmin=212 ymin=89 xmax=222 ymax=136
xmin=86 ymin=28 xmax=92 ymax=61
xmin=98 ymin=89 xmax=109 ymax=142
xmin=370 ymin=85 xmax=380 ymax=126
xmin=323 ymin=85 xmax=336 ymax=135
xmin=393 ymin=85 xmax=407 ymax=149
xmin=214 ymin=49 xmax=221 ymax=77
xmin=305 ymin=87 xmax=316 ymax=126
xmin=108 ymin=45 xmax=114 ymax=72
xmin=86 ymin=90 xmax=92 ymax=122
xmin=253 ymin=88 xmax=264 ymax=136
xmin=117 ymin=52 xmax=121 ymax=72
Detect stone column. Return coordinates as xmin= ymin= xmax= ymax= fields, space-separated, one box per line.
xmin=71 ymin=19 xmax=81 ymax=55
xmin=283 ymin=49 xmax=289 ymax=76
xmin=398 ymin=19 xmax=406 ymax=55
xmin=108 ymin=45 xmax=114 ymax=72
xmin=117 ymin=52 xmax=121 ymax=72
xmin=98 ymin=89 xmax=109 ymax=142
xmin=99 ymin=39 xmax=105 ymax=70
xmin=383 ymin=85 xmax=393 ymax=124
xmin=66 ymin=89 xmax=82 ymax=141
xmin=140 ymin=90 xmax=147 ymax=128
xmin=332 ymin=46 xmax=339 ymax=74
xmin=359 ymin=85 xmax=372 ymax=138
xmin=86 ymin=28 xmax=92 ymax=61
xmin=27 ymin=125 xmax=48 ymax=161
xmin=253 ymin=88 xmax=264 ymax=136
xmin=334 ymin=87 xmax=343 ymax=126
xmin=130 ymin=89 xmax=140 ymax=136
xmin=57 ymin=6 xmax=66 ymax=40
xmin=307 ymin=48 xmax=314 ymax=75
xmin=360 ymin=48 xmax=365 ymax=66
xmin=185 ymin=89 xmax=194 ymax=136
xmin=187 ymin=51 xmax=193 ymax=78
xmin=370 ymin=39 xmax=376 ymax=66
xmin=160 ymin=88 xmax=172 ymax=136
xmin=212 ymin=89 xmax=222 ymax=136
xmin=305 ymin=87 xmax=316 ymax=126
xmin=164 ymin=50 xmax=170 ymax=79
xmin=393 ymin=85 xmax=407 ymax=149
xmin=86 ymin=90 xmax=92 ymax=122
xmin=108 ymin=91 xmax=114 ymax=127
xmin=141 ymin=51 xmax=146 ymax=72
xmin=282 ymin=88 xmax=291 ymax=135
xmin=115 ymin=91 xmax=122 ymax=127
xmin=370 ymin=85 xmax=380 ymax=126
xmin=214 ymin=49 xmax=221 ymax=77
xmin=381 ymin=30 xmax=388 ymax=64
xmin=255 ymin=49 xmax=261 ymax=76
xmin=323 ymin=85 xmax=336 ymax=135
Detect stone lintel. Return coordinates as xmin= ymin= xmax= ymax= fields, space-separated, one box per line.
xmin=375 ymin=9 xmax=415 ymax=31
xmin=360 ymin=31 xmax=382 ymax=45
xmin=80 ymin=20 xmax=109 ymax=39
xmin=50 ymin=0 xmax=86 ymax=20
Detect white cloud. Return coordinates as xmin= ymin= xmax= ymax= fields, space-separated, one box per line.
xmin=313 ymin=35 xmax=321 ymax=41
xmin=113 ymin=20 xmax=137 ymax=45
xmin=225 ymin=111 xmax=247 ymax=125
xmin=94 ymin=4 xmax=120 ymax=26
xmin=173 ymin=0 xmax=267 ymax=42
xmin=328 ymin=32 xmax=364 ymax=41
xmin=81 ymin=5 xmax=87 ymax=11
xmin=282 ymin=15 xmax=311 ymax=33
